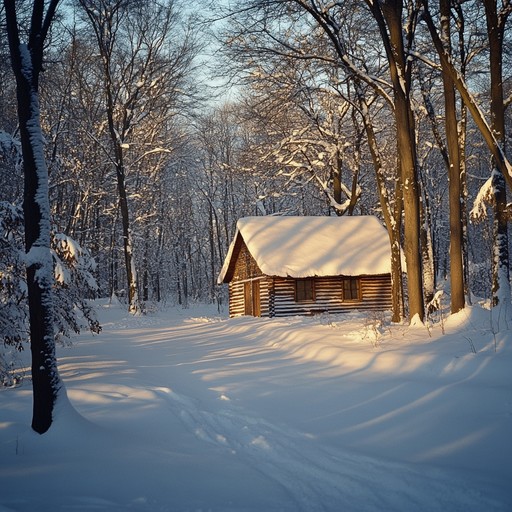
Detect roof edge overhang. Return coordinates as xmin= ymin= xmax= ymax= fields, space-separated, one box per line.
xmin=217 ymin=230 xmax=243 ymax=284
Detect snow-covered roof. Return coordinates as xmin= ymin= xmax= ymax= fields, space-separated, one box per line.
xmin=218 ymin=215 xmax=391 ymax=283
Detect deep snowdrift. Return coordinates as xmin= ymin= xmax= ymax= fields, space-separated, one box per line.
xmin=1 ymin=301 xmax=511 ymax=511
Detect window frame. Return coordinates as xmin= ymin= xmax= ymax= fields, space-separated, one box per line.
xmin=342 ymin=277 xmax=361 ymax=302
xmin=295 ymin=278 xmax=316 ymax=303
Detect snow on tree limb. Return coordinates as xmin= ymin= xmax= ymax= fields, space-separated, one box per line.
xmin=314 ymin=174 xmax=361 ymax=215
xmin=470 ymin=172 xmax=498 ymax=221
xmin=505 ymin=92 xmax=512 ymax=109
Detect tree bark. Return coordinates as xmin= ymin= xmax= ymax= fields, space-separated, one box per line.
xmin=4 ymin=0 xmax=62 ymax=434
xmin=115 ymin=155 xmax=140 ymax=313
xmin=440 ymin=0 xmax=465 ymax=314
xmin=357 ymin=88 xmax=404 ymax=322
xmin=79 ymin=0 xmax=141 ymax=313
xmin=419 ymin=185 xmax=435 ymax=304
xmin=373 ymin=0 xmax=425 ymax=322
xmin=484 ymin=0 xmax=510 ymax=311
xmin=333 ymin=147 xmax=343 ymax=212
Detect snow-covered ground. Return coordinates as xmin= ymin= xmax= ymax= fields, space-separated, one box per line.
xmin=1 ymin=301 xmax=511 ymax=511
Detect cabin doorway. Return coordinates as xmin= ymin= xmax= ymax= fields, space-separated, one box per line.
xmin=244 ymin=280 xmax=261 ymax=317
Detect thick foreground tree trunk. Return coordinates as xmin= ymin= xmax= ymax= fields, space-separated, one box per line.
xmin=4 ymin=0 xmax=62 ymax=433
xmin=378 ymin=0 xmax=425 ymax=322
xmin=485 ymin=0 xmax=511 ymax=314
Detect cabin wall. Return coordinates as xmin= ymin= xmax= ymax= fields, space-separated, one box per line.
xmin=231 ymin=241 xmax=263 ymax=281
xmin=228 ymin=277 xmax=270 ymax=318
xmin=271 ymin=275 xmax=392 ymax=317
xmin=228 ymin=274 xmax=392 ymax=318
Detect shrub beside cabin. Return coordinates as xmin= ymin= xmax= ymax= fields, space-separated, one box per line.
xmin=218 ymin=216 xmax=393 ymax=318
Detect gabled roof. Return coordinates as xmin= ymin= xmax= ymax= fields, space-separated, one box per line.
xmin=218 ymin=215 xmax=391 ymax=283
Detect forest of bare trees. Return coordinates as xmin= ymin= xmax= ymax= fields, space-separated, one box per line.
xmin=0 ymin=1 xmax=511 ymax=428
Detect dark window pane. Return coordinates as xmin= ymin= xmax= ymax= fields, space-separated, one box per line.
xmin=343 ymin=278 xmax=360 ymax=301
xmin=296 ymin=279 xmax=314 ymax=302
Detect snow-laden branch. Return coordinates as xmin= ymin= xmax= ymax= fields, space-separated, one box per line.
xmin=314 ymin=174 xmax=361 ymax=215
xmin=131 ymin=147 xmax=173 ymax=166
xmin=287 ymin=0 xmax=394 ymax=110
xmin=504 ymin=92 xmax=512 ymax=109
xmin=470 ymin=172 xmax=497 ymax=221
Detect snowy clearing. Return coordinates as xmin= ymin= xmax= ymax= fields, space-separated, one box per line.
xmin=1 ymin=301 xmax=511 ymax=512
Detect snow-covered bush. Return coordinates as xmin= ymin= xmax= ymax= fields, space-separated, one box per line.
xmin=0 ymin=202 xmax=27 ymax=350
xmin=0 ymin=202 xmax=101 ymax=385
xmin=52 ymin=233 xmax=101 ymax=341
xmin=0 ymin=349 xmax=25 ymax=387
xmin=0 ymin=202 xmax=28 ymax=386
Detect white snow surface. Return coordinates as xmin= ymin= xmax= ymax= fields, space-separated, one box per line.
xmin=1 ymin=301 xmax=511 ymax=511
xmin=218 ymin=215 xmax=391 ymax=283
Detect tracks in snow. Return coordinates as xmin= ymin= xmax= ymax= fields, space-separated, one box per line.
xmin=152 ymin=386 xmax=502 ymax=512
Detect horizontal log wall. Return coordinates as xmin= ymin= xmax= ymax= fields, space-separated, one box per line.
xmin=271 ymin=275 xmax=392 ymax=317
xmin=259 ymin=279 xmax=270 ymax=317
xmin=229 ymin=281 xmax=246 ymax=317
xmin=228 ymin=277 xmax=270 ymax=317
xmin=228 ymin=274 xmax=392 ymax=318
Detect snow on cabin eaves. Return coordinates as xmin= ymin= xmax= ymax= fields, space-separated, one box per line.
xmin=218 ymin=215 xmax=391 ymax=283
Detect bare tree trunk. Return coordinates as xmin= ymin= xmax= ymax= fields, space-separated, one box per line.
xmin=4 ymin=0 xmax=62 ymax=434
xmin=375 ymin=0 xmax=424 ymax=322
xmin=419 ymin=184 xmax=435 ymax=304
xmin=357 ymin=88 xmax=404 ymax=322
xmin=451 ymin=2 xmax=471 ymax=306
xmin=115 ymin=156 xmax=139 ymax=313
xmin=347 ymin=124 xmax=363 ymax=216
xmin=79 ymin=0 xmax=141 ymax=313
xmin=440 ymin=0 xmax=465 ymax=314
xmin=142 ymin=230 xmax=149 ymax=303
xmin=208 ymin=201 xmax=216 ymax=301
xmin=484 ymin=0 xmax=511 ymax=313
xmin=333 ymin=147 xmax=343 ymax=212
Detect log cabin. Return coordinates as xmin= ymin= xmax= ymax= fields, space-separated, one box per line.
xmin=218 ymin=215 xmax=393 ymax=318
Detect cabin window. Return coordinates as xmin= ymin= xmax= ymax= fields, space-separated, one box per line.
xmin=343 ymin=277 xmax=361 ymax=301
xmin=295 ymin=278 xmax=315 ymax=302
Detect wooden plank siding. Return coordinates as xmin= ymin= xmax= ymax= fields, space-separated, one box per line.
xmin=229 ymin=277 xmax=270 ymax=318
xmin=271 ymin=275 xmax=391 ymax=317
xmin=231 ymin=240 xmax=263 ymax=282
xmin=228 ymin=274 xmax=392 ymax=318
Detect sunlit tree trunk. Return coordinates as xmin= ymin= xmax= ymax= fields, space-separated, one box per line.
xmin=333 ymin=147 xmax=343 ymax=212
xmin=483 ymin=0 xmax=511 ymax=313
xmin=357 ymin=88 xmax=404 ymax=322
xmin=115 ymin=151 xmax=140 ymax=313
xmin=419 ymin=184 xmax=435 ymax=304
xmin=453 ymin=2 xmax=471 ymax=306
xmin=440 ymin=0 xmax=465 ymax=314
xmin=372 ymin=0 xmax=424 ymax=322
